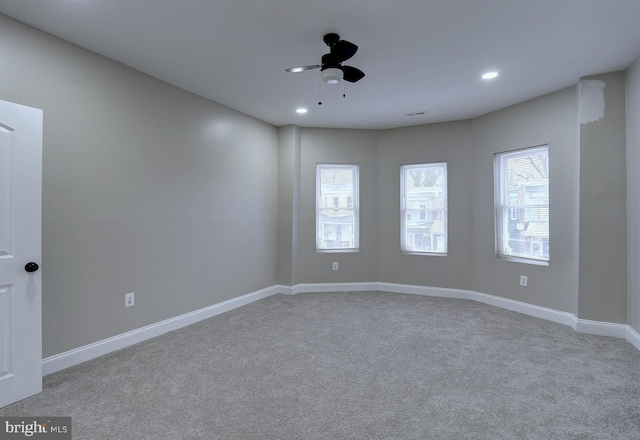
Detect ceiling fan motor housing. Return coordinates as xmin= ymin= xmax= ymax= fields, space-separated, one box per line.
xmin=321 ymin=54 xmax=341 ymax=71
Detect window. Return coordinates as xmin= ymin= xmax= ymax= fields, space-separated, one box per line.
xmin=401 ymin=163 xmax=447 ymax=254
xmin=316 ymin=164 xmax=359 ymax=251
xmin=495 ymin=145 xmax=549 ymax=264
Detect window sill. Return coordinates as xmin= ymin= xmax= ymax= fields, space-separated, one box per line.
xmin=401 ymin=251 xmax=447 ymax=257
xmin=497 ymin=255 xmax=549 ymax=266
xmin=316 ymin=248 xmax=360 ymax=254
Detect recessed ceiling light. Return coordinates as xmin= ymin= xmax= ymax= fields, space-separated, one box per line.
xmin=482 ymin=71 xmax=499 ymax=80
xmin=296 ymin=108 xmax=308 ymax=114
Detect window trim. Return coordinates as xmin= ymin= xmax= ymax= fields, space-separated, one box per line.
xmin=494 ymin=145 xmax=549 ymax=265
xmin=316 ymin=163 xmax=360 ymax=252
xmin=400 ymin=162 xmax=448 ymax=256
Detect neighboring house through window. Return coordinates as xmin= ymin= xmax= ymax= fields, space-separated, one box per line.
xmin=401 ymin=162 xmax=447 ymax=254
xmin=316 ymin=164 xmax=359 ymax=251
xmin=495 ymin=145 xmax=549 ymax=264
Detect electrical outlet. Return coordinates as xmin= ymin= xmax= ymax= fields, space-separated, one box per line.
xmin=332 ymin=262 xmax=339 ymax=270
xmin=519 ymin=276 xmax=528 ymax=287
xmin=125 ymin=292 xmax=135 ymax=307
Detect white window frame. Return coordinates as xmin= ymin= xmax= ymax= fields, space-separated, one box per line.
xmin=316 ymin=163 xmax=359 ymax=252
xmin=400 ymin=162 xmax=448 ymax=255
xmin=494 ymin=145 xmax=549 ymax=265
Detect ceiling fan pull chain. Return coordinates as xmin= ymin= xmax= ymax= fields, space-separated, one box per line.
xmin=318 ymin=75 xmax=323 ymax=105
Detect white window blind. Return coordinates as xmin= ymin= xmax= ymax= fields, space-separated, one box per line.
xmin=495 ymin=145 xmax=549 ymax=264
xmin=316 ymin=164 xmax=359 ymax=251
xmin=401 ymin=163 xmax=447 ymax=254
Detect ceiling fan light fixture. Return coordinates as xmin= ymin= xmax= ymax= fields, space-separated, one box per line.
xmin=321 ymin=67 xmax=343 ymax=84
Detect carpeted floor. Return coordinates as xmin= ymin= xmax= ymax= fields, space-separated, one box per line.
xmin=2 ymin=291 xmax=639 ymax=439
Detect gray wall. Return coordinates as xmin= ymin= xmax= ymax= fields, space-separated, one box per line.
xmin=276 ymin=125 xmax=301 ymax=286
xmin=0 ymin=15 xmax=279 ymax=357
xmin=298 ymin=128 xmax=379 ymax=283
xmin=471 ymin=87 xmax=579 ymax=314
xmin=377 ymin=121 xmax=474 ymax=290
xmin=578 ymin=72 xmax=627 ymax=323
xmin=628 ymin=58 xmax=640 ymax=332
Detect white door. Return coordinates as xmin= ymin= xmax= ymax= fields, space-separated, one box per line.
xmin=0 ymin=99 xmax=43 ymax=408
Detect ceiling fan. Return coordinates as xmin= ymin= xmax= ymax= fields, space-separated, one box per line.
xmin=286 ymin=33 xmax=365 ymax=84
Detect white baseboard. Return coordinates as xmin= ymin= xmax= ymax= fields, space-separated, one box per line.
xmin=378 ymin=282 xmax=470 ymax=300
xmin=42 ymin=285 xmax=281 ymax=376
xmin=576 ymin=319 xmax=629 ymax=339
xmin=291 ymin=282 xmax=379 ymax=295
xmin=467 ymin=290 xmax=578 ymax=329
xmin=42 ymin=282 xmax=640 ymax=375
xmin=627 ymin=326 xmax=640 ymax=351
xmin=276 ymin=284 xmax=294 ymax=295
xmin=379 ymin=282 xmax=578 ymax=328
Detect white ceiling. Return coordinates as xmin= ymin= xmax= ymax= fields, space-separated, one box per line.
xmin=1 ymin=0 xmax=639 ymax=129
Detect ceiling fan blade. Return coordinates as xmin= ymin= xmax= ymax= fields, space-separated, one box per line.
xmin=285 ymin=65 xmax=321 ymax=73
xmin=332 ymin=40 xmax=358 ymax=62
xmin=342 ymin=66 xmax=365 ymax=83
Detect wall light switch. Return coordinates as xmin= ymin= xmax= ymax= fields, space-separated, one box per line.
xmin=332 ymin=262 xmax=339 ymax=270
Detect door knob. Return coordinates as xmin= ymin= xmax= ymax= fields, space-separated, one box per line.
xmin=25 ymin=262 xmax=39 ymax=273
